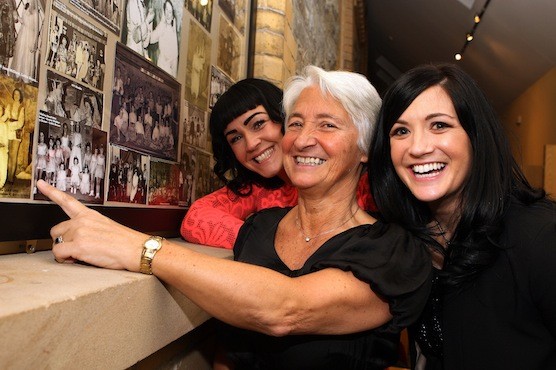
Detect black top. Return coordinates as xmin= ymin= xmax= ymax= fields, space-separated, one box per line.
xmin=414 ymin=200 xmax=556 ymax=369
xmin=222 ymin=207 xmax=432 ymax=370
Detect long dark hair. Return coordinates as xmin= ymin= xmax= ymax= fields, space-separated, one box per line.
xmin=210 ymin=78 xmax=284 ymax=196
xmin=369 ymin=63 xmax=545 ymax=289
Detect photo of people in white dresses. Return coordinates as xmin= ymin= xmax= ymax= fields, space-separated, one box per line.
xmin=209 ymin=65 xmax=232 ymax=109
xmin=111 ymin=43 xmax=180 ymax=161
xmin=186 ymin=0 xmax=213 ymax=32
xmin=184 ymin=20 xmax=211 ymax=110
xmin=217 ymin=15 xmax=242 ymax=82
xmin=148 ymin=159 xmax=181 ymax=206
xmin=0 ymin=74 xmax=38 ymax=199
xmin=121 ymin=0 xmax=184 ymax=79
xmin=107 ymin=144 xmax=148 ymax=204
xmin=33 ymin=120 xmax=107 ymax=204
xmin=183 ymin=100 xmax=209 ymax=151
xmin=0 ymin=0 xmax=45 ymax=85
xmin=219 ymin=0 xmax=246 ymax=35
xmin=42 ymin=70 xmax=104 ymax=130
xmin=47 ymin=1 xmax=107 ymax=91
xmin=70 ymin=0 xmax=123 ymax=34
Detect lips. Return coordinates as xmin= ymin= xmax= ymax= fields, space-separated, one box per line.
xmin=412 ymin=162 xmax=446 ymax=178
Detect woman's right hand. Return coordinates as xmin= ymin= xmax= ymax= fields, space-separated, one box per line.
xmin=36 ymin=179 xmax=147 ymax=272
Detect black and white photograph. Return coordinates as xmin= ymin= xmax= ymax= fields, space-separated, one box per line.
xmin=208 ymin=155 xmax=222 ymax=193
xmin=42 ymin=70 xmax=104 ymax=130
xmin=33 ymin=118 xmax=107 ymax=204
xmin=194 ymin=149 xmax=211 ymax=200
xmin=148 ymin=159 xmax=181 ymax=206
xmin=178 ymin=143 xmax=195 ymax=207
xmin=48 ymin=0 xmax=108 ymax=91
xmin=183 ymin=100 xmax=208 ymax=151
xmin=217 ymin=15 xmax=241 ymax=82
xmin=111 ymin=43 xmax=180 ymax=161
xmin=121 ymin=0 xmax=184 ymax=79
xmin=0 ymin=74 xmax=38 ymax=199
xmin=186 ymin=0 xmax=213 ymax=32
xmin=0 ymin=0 xmax=45 ymax=85
xmin=184 ymin=20 xmax=211 ymax=110
xmin=107 ymin=144 xmax=148 ymax=204
xmin=218 ymin=0 xmax=245 ymax=35
xmin=70 ymin=0 xmax=123 ymax=34
xmin=209 ymin=65 xmax=233 ymax=110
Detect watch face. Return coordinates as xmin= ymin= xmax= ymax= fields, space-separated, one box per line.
xmin=145 ymin=238 xmax=161 ymax=250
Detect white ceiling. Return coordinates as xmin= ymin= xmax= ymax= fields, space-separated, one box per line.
xmin=365 ymin=0 xmax=556 ymax=112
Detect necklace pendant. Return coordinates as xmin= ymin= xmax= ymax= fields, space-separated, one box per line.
xmin=305 ymin=236 xmax=311 ymax=242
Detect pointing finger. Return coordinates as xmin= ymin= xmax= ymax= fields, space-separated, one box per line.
xmin=36 ymin=179 xmax=89 ymax=219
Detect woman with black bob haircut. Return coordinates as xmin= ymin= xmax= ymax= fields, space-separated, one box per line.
xmin=369 ymin=63 xmax=555 ymax=369
xmin=210 ymin=78 xmax=285 ymax=195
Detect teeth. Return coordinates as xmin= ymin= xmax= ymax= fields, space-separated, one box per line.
xmin=412 ymin=162 xmax=445 ymax=174
xmin=295 ymin=156 xmax=326 ymax=166
xmin=254 ymin=148 xmax=274 ymax=163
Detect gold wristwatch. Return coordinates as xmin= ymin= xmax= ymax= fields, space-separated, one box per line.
xmin=140 ymin=236 xmax=164 ymax=275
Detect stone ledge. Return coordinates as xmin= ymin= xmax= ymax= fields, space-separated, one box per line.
xmin=0 ymin=240 xmax=233 ymax=370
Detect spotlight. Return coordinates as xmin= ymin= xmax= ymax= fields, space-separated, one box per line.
xmin=454 ymin=0 xmax=490 ymax=60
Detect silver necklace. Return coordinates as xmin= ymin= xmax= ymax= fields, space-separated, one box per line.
xmin=295 ymin=208 xmax=358 ymax=243
xmin=435 ymin=219 xmax=451 ymax=247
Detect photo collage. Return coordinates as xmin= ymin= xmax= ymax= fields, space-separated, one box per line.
xmin=0 ymin=0 xmax=248 ymax=208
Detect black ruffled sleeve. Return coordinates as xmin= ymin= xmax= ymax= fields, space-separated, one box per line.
xmin=312 ymin=221 xmax=433 ymax=334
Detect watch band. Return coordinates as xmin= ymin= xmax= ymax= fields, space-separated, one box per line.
xmin=140 ymin=236 xmax=164 ymax=275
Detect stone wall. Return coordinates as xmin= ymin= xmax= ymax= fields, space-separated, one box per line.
xmin=253 ymin=0 xmax=355 ymax=87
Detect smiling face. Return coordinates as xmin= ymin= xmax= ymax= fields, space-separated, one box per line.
xmin=389 ymin=85 xmax=472 ymax=215
xmin=282 ymin=86 xmax=366 ymax=192
xmin=224 ymin=105 xmax=285 ymax=179
xmin=164 ymin=1 xmax=174 ymax=23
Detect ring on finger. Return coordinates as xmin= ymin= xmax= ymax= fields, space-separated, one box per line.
xmin=54 ymin=236 xmax=64 ymax=244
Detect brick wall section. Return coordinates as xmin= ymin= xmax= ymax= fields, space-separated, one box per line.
xmin=339 ymin=0 xmax=354 ymax=71
xmin=253 ymin=0 xmax=355 ymax=87
xmin=253 ymin=0 xmax=295 ymax=88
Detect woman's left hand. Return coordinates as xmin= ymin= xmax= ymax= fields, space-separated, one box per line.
xmin=36 ymin=179 xmax=146 ymax=272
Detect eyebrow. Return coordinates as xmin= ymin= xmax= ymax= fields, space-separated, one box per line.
xmin=243 ymin=111 xmax=266 ymax=125
xmin=288 ymin=112 xmax=343 ymax=121
xmin=396 ymin=112 xmax=455 ymax=124
xmin=224 ymin=129 xmax=237 ymax=137
xmin=224 ymin=111 xmax=267 ymax=137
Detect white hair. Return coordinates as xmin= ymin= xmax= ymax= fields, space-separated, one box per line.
xmin=283 ymin=65 xmax=382 ymax=152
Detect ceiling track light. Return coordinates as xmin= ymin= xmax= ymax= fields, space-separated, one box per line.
xmin=455 ymin=0 xmax=491 ymax=61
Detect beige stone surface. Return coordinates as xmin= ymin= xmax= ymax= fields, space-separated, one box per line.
xmin=255 ymin=31 xmax=285 ymax=58
xmin=0 ymin=240 xmax=232 ymax=370
xmin=254 ymin=55 xmax=285 ymax=84
xmin=256 ymin=9 xmax=286 ymax=33
xmin=257 ymin=0 xmax=287 ymax=13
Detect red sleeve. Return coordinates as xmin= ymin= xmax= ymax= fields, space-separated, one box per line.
xmin=180 ymin=184 xmax=298 ymax=249
xmin=357 ymin=171 xmax=377 ymax=212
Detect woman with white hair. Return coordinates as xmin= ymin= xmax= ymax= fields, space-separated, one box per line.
xmin=38 ymin=66 xmax=431 ymax=369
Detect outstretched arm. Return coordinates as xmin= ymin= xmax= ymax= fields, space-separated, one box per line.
xmin=38 ymin=179 xmax=390 ymax=336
